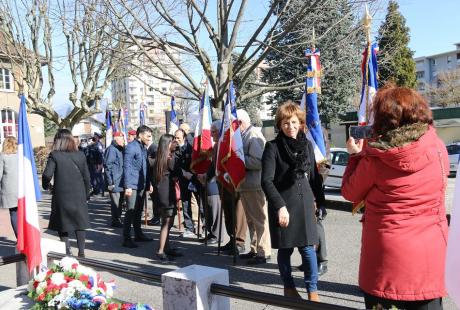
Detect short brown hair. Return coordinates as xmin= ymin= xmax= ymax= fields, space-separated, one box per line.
xmin=372 ymin=86 xmax=433 ymax=136
xmin=274 ymin=101 xmax=306 ymax=130
xmin=53 ymin=129 xmax=77 ymax=152
xmin=2 ymin=136 xmax=17 ymax=154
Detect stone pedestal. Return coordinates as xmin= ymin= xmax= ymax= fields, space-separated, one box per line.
xmin=41 ymin=238 xmax=65 ymax=267
xmin=162 ymin=265 xmax=230 ymax=310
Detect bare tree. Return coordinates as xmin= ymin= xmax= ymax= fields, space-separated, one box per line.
xmin=105 ymin=0 xmax=381 ymax=109
xmin=425 ymin=69 xmax=460 ymax=107
xmin=0 ymin=0 xmax=132 ymax=128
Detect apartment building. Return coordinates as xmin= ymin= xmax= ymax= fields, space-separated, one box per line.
xmin=415 ymin=42 xmax=460 ymax=96
xmin=111 ymin=46 xmax=184 ymax=133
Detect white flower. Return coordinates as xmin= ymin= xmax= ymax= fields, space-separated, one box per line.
xmin=67 ymin=280 xmax=86 ymax=290
xmin=50 ymin=272 xmax=66 ymax=286
xmin=76 ymin=265 xmax=96 ymax=278
xmin=27 ymin=280 xmax=35 ymax=292
xmin=36 ymin=281 xmax=47 ymax=295
xmin=34 ymin=271 xmax=48 ymax=282
xmin=59 ymin=257 xmax=79 ymax=272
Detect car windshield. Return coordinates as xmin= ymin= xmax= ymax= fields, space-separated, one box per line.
xmin=447 ymin=144 xmax=460 ymax=155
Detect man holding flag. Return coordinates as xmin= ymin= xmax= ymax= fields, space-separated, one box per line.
xmin=191 ymin=85 xmax=213 ymax=239
xmin=235 ymin=109 xmax=271 ymax=265
xmin=16 ymin=95 xmax=42 ymax=271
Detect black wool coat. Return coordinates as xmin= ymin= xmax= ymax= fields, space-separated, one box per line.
xmin=150 ymin=157 xmax=180 ymax=210
xmin=261 ymin=136 xmax=325 ymax=249
xmin=42 ymin=151 xmax=91 ymax=232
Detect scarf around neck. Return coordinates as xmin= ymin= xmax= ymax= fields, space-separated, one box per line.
xmin=278 ymin=130 xmax=310 ymax=176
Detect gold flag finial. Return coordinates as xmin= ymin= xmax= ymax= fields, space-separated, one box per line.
xmin=362 ymin=4 xmax=372 ymax=43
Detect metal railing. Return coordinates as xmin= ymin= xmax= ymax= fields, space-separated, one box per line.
xmin=211 ymin=284 xmax=356 ymax=310
xmin=0 ymin=253 xmax=25 ymax=266
xmin=47 ymin=252 xmax=161 ymax=283
xmin=1 ymin=252 xmax=355 ymax=310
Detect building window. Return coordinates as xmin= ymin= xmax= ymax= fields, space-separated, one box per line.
xmin=447 ymin=56 xmax=452 ymax=64
xmin=0 ymin=109 xmax=18 ymax=146
xmin=432 ymin=59 xmax=436 ymax=66
xmin=418 ymin=82 xmax=425 ymax=91
xmin=416 ymin=71 xmax=425 ymax=79
xmin=0 ymin=68 xmax=13 ymax=91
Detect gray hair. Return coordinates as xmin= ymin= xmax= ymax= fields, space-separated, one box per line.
xmin=236 ymin=109 xmax=251 ymax=125
xmin=211 ymin=120 xmax=222 ymax=130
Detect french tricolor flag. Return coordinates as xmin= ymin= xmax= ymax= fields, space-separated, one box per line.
xmin=358 ymin=42 xmax=379 ymax=125
xmin=191 ymin=83 xmax=213 ymax=174
xmin=216 ymin=81 xmax=245 ymax=190
xmin=16 ymin=95 xmax=42 ymax=272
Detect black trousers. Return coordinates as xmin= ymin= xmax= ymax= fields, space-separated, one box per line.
xmin=364 ymin=292 xmax=443 ymax=310
xmin=123 ymin=189 xmax=145 ymax=240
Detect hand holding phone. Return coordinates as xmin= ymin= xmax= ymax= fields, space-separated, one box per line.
xmin=349 ymin=125 xmax=373 ymax=140
xmin=347 ymin=137 xmax=364 ymax=154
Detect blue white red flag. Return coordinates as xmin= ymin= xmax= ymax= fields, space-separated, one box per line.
xmin=16 ymin=95 xmax=42 ymax=271
xmin=117 ymin=108 xmax=128 ymax=144
xmin=446 ymin=163 xmax=460 ymax=308
xmin=216 ymin=81 xmax=245 ymax=190
xmin=191 ymin=84 xmax=213 ymax=174
xmin=358 ymin=42 xmax=379 ymax=125
xmin=139 ymin=102 xmax=146 ymax=126
xmin=169 ymin=96 xmax=179 ymax=134
xmin=300 ymin=48 xmax=326 ymax=163
xmin=105 ymin=110 xmax=113 ymax=146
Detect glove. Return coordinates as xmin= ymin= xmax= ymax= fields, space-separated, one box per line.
xmin=316 ymin=206 xmax=327 ymax=220
xmin=107 ymin=184 xmax=115 ymax=191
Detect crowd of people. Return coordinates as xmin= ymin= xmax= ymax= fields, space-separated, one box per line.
xmin=0 ymin=86 xmax=451 ymax=308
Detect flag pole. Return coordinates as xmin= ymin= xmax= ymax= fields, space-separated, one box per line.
xmin=363 ymin=4 xmax=372 ymax=124
xmin=228 ymin=65 xmax=237 ymax=265
xmin=217 ymin=182 xmax=224 ymax=256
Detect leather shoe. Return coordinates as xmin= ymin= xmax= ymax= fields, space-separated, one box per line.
xmin=122 ymin=239 xmax=138 ymax=248
xmin=147 ymin=218 xmax=161 ymax=226
xmin=247 ymin=256 xmax=268 ymax=265
xmin=239 ymin=252 xmax=257 ymax=259
xmin=165 ymin=248 xmax=183 ymax=257
xmin=155 ymin=252 xmax=175 ymax=262
xmin=284 ymin=288 xmax=302 ymax=299
xmin=134 ymin=235 xmax=153 ymax=242
xmin=111 ymin=220 xmax=123 ymax=228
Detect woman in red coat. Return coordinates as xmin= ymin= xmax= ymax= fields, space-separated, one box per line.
xmin=342 ymin=86 xmax=448 ymax=310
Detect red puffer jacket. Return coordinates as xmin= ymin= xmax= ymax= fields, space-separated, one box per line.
xmin=342 ymin=125 xmax=449 ymax=301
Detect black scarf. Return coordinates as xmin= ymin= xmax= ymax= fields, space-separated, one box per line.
xmin=278 ymin=130 xmax=310 ymax=177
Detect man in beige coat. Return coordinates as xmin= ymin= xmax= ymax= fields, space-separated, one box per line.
xmin=236 ymin=109 xmax=271 ymax=264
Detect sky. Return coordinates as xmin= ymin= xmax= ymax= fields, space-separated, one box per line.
xmin=51 ymin=0 xmax=460 ymax=117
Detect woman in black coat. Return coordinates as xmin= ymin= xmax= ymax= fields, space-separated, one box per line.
xmin=150 ymin=134 xmax=182 ymax=261
xmin=261 ymin=101 xmax=325 ymax=302
xmin=42 ymin=129 xmax=91 ymax=257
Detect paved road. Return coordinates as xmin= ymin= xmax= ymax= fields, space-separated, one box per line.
xmin=0 ymin=178 xmax=457 ymax=309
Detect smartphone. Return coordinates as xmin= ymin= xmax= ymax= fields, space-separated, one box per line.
xmin=349 ymin=125 xmax=373 ymax=140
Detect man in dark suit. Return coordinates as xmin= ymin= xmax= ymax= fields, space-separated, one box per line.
xmin=174 ymin=128 xmax=196 ymax=238
xmin=122 ymin=125 xmax=153 ymax=248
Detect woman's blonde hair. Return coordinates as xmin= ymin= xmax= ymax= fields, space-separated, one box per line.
xmin=2 ymin=136 xmax=18 ymax=154
xmin=274 ymin=100 xmax=306 ymax=130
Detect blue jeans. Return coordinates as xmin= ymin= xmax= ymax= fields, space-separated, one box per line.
xmin=277 ymin=246 xmax=318 ymax=293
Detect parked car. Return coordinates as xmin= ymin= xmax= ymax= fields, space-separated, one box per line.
xmin=447 ymin=143 xmax=460 ymax=175
xmin=324 ymin=147 xmax=349 ymax=188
